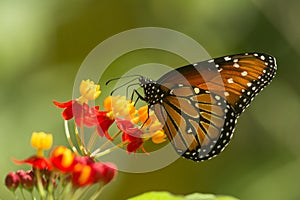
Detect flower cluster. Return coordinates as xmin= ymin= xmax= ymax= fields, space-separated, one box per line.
xmin=5 ymin=79 xmax=166 ymax=199
xmin=53 ymin=79 xmax=166 ymax=155
xmin=6 ymin=132 xmax=116 ymax=199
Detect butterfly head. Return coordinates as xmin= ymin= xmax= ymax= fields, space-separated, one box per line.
xmin=138 ymin=77 xmax=154 ymax=86
xmin=139 ymin=77 xmax=165 ymax=105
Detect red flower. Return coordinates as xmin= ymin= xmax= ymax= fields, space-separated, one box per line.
xmin=91 ymin=162 xmax=117 ymax=185
xmin=122 ymin=132 xmax=144 ymax=153
xmin=96 ymin=111 xmax=115 ymax=140
xmin=74 ymin=156 xmax=94 ymax=166
xmin=13 ymin=156 xmax=52 ymax=170
xmin=53 ymin=100 xmax=76 ymax=120
xmin=53 ymin=100 xmax=98 ymax=127
xmin=79 ymin=104 xmax=99 ymax=127
xmin=116 ymin=119 xmax=144 ymax=153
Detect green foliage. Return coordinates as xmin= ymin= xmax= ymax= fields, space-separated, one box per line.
xmin=128 ymin=192 xmax=239 ymax=200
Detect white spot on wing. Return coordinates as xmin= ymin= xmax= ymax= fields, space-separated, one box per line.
xmin=224 ymin=56 xmax=231 ymax=61
xmin=233 ymin=63 xmax=240 ymax=68
xmin=227 ymin=78 xmax=234 ymax=83
xmin=241 ymin=71 xmax=248 ymax=76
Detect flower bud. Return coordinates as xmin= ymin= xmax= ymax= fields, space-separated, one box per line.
xmin=5 ymin=172 xmax=20 ymax=191
xmin=17 ymin=170 xmax=35 ymax=191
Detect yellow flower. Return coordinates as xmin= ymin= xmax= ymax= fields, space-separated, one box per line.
xmin=151 ymin=130 xmax=167 ymax=144
xmin=77 ymin=79 xmax=101 ymax=104
xmin=31 ymin=132 xmax=53 ymax=157
xmin=103 ymin=96 xmax=137 ymax=120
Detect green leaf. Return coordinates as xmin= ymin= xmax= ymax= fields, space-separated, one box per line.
xmin=128 ymin=191 xmax=184 ymax=200
xmin=184 ymin=193 xmax=216 ymax=200
xmin=185 ymin=193 xmax=239 ymax=200
xmin=128 ymin=192 xmax=239 ymax=200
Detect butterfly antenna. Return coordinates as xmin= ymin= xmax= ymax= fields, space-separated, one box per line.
xmin=106 ymin=74 xmax=142 ymax=85
xmin=109 ymin=78 xmax=139 ymax=95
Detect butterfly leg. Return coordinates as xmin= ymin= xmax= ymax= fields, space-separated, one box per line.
xmin=130 ymin=89 xmax=146 ymax=106
xmin=130 ymin=89 xmax=152 ymax=128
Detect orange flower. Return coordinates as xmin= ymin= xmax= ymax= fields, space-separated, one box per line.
xmin=50 ymin=146 xmax=76 ymax=172
xmin=151 ymin=130 xmax=167 ymax=144
xmin=72 ymin=163 xmax=93 ymax=187
xmin=71 ymin=156 xmax=117 ymax=187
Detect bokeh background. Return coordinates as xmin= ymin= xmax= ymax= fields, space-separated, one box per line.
xmin=1 ymin=0 xmax=299 ymax=199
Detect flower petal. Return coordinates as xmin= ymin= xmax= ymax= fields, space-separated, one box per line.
xmin=13 ymin=156 xmax=52 ymax=170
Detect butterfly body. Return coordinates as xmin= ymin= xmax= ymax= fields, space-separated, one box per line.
xmin=139 ymin=52 xmax=277 ymax=162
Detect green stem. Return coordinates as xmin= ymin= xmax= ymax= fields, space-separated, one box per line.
xmin=36 ymin=170 xmax=46 ymax=200
xmin=13 ymin=191 xmax=19 ymax=200
xmin=64 ymin=120 xmax=79 ymax=154
xmin=91 ymin=130 xmax=122 ymax=157
xmin=73 ymin=187 xmax=89 ymax=200
xmin=87 ymin=129 xmax=99 ymax=151
xmin=79 ymin=122 xmax=85 ymax=152
xmin=30 ymin=190 xmax=35 ymax=200
xmin=74 ymin=125 xmax=88 ymax=156
xmin=69 ymin=186 xmax=77 ymax=200
xmin=89 ymin=184 xmax=104 ymax=200
xmin=46 ymin=172 xmax=55 ymax=200
xmin=20 ymin=189 xmax=26 ymax=200
xmin=93 ymin=142 xmax=127 ymax=158
xmin=57 ymin=174 xmax=71 ymax=200
xmin=61 ymin=182 xmax=72 ymax=200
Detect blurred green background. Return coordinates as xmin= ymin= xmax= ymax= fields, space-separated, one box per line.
xmin=1 ymin=0 xmax=299 ymax=199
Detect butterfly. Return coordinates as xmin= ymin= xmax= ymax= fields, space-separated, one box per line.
xmin=134 ymin=52 xmax=277 ymax=162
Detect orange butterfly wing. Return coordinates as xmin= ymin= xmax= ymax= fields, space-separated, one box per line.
xmin=141 ymin=52 xmax=277 ymax=161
